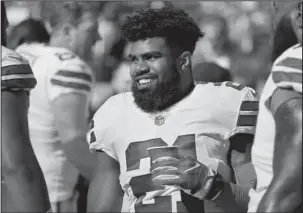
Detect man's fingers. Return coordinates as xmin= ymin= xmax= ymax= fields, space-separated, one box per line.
xmin=152 ymin=170 xmax=183 ymax=186
xmin=150 ymin=160 xmax=178 ymax=174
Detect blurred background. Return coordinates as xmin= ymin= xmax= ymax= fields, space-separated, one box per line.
xmin=5 ymin=1 xmax=275 ymax=97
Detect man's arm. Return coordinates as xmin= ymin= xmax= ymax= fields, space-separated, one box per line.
xmin=87 ymin=151 xmax=124 ymax=212
xmin=257 ymin=98 xmax=302 ymax=212
xmin=2 ymin=90 xmax=51 ymax=212
xmin=204 ymin=134 xmax=256 ymax=212
xmin=52 ymin=93 xmax=95 ymax=180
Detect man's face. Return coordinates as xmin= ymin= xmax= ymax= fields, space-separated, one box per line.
xmin=128 ymin=37 xmax=182 ymax=112
xmin=70 ymin=17 xmax=100 ymax=61
xmin=271 ymin=1 xmax=302 ymax=55
xmin=273 ymin=2 xmax=302 ymax=31
xmin=290 ymin=1 xmax=302 ymax=43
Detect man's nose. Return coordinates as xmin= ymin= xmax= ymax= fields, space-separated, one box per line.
xmin=136 ymin=59 xmax=150 ymax=75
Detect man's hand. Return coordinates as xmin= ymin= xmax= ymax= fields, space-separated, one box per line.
xmin=150 ymin=156 xmax=221 ymax=200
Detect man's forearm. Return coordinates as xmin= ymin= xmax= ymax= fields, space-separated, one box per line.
xmin=204 ymin=155 xmax=256 ymax=212
xmin=87 ymin=174 xmax=123 ymax=212
xmin=87 ymin=152 xmax=123 ymax=212
xmin=62 ymin=136 xmax=95 ymax=180
xmin=257 ymin=185 xmax=301 ymax=212
xmin=257 ymin=98 xmax=303 ymax=212
xmin=4 ymin=163 xmax=51 ymax=212
xmin=204 ymin=182 xmax=250 ymax=212
xmin=1 ymin=90 xmax=51 ymax=212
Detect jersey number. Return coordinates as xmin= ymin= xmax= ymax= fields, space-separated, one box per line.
xmin=125 ymin=134 xmax=197 ymax=212
xmin=214 ymin=81 xmax=245 ymax=91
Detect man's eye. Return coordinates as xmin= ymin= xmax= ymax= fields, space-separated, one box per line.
xmin=130 ymin=57 xmax=138 ymax=62
xmin=144 ymin=55 xmax=159 ymax=61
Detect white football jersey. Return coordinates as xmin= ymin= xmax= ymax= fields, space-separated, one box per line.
xmin=15 ymin=42 xmax=49 ymax=66
xmin=89 ymin=82 xmax=258 ymax=212
xmin=2 ymin=45 xmax=36 ymax=91
xmin=16 ymin=45 xmax=95 ymax=202
xmin=248 ymin=44 xmax=302 ymax=212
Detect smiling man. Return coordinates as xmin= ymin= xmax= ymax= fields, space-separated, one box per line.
xmin=87 ymin=7 xmax=258 ymax=213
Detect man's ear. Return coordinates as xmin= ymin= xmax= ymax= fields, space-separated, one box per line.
xmin=179 ymin=51 xmax=192 ymax=71
xmin=61 ymin=24 xmax=74 ymax=44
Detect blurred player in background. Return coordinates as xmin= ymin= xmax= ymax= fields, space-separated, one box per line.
xmin=7 ymin=18 xmax=50 ymax=51
xmin=1 ymin=1 xmax=51 ymax=212
xmin=87 ymin=7 xmax=258 ymax=213
xmin=14 ymin=2 xmax=100 ymax=212
xmin=248 ymin=1 xmax=302 ymax=212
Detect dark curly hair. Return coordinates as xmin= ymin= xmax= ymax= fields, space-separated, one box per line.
xmin=8 ymin=18 xmax=50 ymax=50
xmin=121 ymin=7 xmax=204 ymax=53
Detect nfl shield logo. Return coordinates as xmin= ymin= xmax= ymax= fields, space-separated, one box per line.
xmin=155 ymin=116 xmax=165 ymax=126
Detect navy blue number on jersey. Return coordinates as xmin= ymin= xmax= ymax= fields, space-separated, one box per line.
xmin=125 ymin=134 xmax=196 ymax=212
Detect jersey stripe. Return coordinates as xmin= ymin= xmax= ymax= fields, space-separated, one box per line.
xmin=275 ymin=58 xmax=302 ymax=71
xmin=2 ymin=74 xmax=35 ymax=81
xmin=1 ymin=64 xmax=37 ymax=90
xmin=1 ymin=64 xmax=33 ymax=76
xmin=237 ymin=114 xmax=258 ymax=127
xmin=1 ymin=78 xmax=37 ymax=91
xmin=272 ymin=71 xmax=302 ymax=84
xmin=240 ymin=101 xmax=259 ymax=111
xmin=50 ymin=79 xmax=90 ymax=91
xmin=56 ymin=70 xmax=92 ymax=82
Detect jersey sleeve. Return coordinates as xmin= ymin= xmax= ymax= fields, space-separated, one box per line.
xmin=267 ymin=45 xmax=302 ymax=114
xmin=1 ymin=48 xmax=37 ymax=91
xmin=87 ymin=95 xmax=120 ymax=161
xmin=271 ymin=45 xmax=302 ymax=94
xmin=226 ymin=87 xmax=259 ymax=139
xmin=47 ymin=57 xmax=94 ymax=102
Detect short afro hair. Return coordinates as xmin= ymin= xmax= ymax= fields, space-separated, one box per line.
xmin=121 ymin=7 xmax=204 ymax=53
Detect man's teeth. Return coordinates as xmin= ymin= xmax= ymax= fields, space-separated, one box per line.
xmin=139 ymin=79 xmax=153 ymax=84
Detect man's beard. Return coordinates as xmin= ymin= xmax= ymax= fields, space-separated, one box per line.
xmin=132 ymin=71 xmax=183 ymax=113
xmin=272 ymin=14 xmax=298 ymax=62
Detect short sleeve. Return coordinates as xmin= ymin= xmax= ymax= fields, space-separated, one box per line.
xmin=1 ymin=48 xmax=37 ymax=91
xmin=226 ymin=87 xmax=259 ymax=139
xmin=267 ymin=87 xmax=302 ymax=115
xmin=87 ymin=95 xmax=121 ymax=161
xmin=267 ymin=44 xmax=302 ymax=114
xmin=272 ymin=52 xmax=302 ymax=94
xmin=47 ymin=58 xmax=94 ymax=102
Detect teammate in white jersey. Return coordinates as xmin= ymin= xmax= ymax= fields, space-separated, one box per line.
xmin=1 ymin=2 xmax=51 ymax=212
xmin=15 ymin=2 xmax=100 ymax=212
xmin=88 ymin=7 xmax=258 ymax=213
xmin=248 ymin=1 xmax=302 ymax=212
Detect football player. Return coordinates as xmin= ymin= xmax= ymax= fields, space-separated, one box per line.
xmin=1 ymin=1 xmax=51 ymax=212
xmin=15 ymin=2 xmax=100 ymax=212
xmin=87 ymin=7 xmax=258 ymax=213
xmin=248 ymin=1 xmax=302 ymax=212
